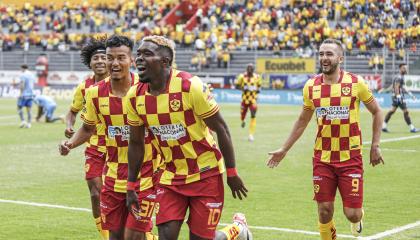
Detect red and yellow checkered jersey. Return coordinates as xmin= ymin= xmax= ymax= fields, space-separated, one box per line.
xmin=82 ymin=73 xmax=159 ymax=193
xmin=303 ymin=70 xmax=374 ymax=163
xmin=126 ymin=69 xmax=226 ymax=186
xmin=70 ymin=76 xmax=106 ymax=153
xmin=235 ymin=73 xmax=262 ymax=105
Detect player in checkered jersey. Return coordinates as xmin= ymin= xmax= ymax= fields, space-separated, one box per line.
xmin=59 ymin=35 xmax=158 ymax=240
xmin=63 ymin=37 xmax=109 ymax=240
xmin=267 ymin=39 xmax=384 ymax=240
xmin=235 ymin=64 xmax=262 ymax=141
xmin=126 ymin=35 xmax=248 ymax=240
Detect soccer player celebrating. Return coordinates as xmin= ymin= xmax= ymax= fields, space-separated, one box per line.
xmin=59 ymin=35 xmax=157 ymax=240
xmin=267 ymin=39 xmax=384 ymax=239
xmin=235 ymin=64 xmax=262 ymax=141
xmin=380 ymin=63 xmax=418 ymax=133
xmin=63 ymin=37 xmax=109 ymax=240
xmin=126 ymin=35 xmax=248 ymax=240
xmin=17 ymin=64 xmax=36 ymax=128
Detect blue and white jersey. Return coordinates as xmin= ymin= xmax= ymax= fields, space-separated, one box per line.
xmin=34 ymin=95 xmax=56 ymax=109
xmin=20 ymin=71 xmax=36 ymax=98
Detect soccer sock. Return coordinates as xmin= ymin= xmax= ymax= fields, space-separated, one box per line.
xmin=319 ymin=220 xmax=337 ymax=240
xmin=18 ymin=109 xmax=24 ymax=121
xmin=403 ymin=112 xmax=412 ymax=125
xmin=249 ymin=118 xmax=256 ymax=135
xmin=145 ymin=232 xmax=159 ymax=240
xmin=409 ymin=124 xmax=415 ymax=130
xmin=384 ymin=111 xmax=394 ymax=123
xmin=95 ymin=217 xmax=109 ymax=240
xmin=382 ymin=121 xmax=387 ymax=129
xmin=27 ymin=110 xmax=32 ymax=123
xmin=218 ymin=223 xmax=242 ymax=240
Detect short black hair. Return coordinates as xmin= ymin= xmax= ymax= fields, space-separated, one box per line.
xmin=399 ymin=63 xmax=407 ymax=68
xmin=106 ymin=35 xmax=134 ymax=51
xmin=21 ymin=64 xmax=28 ymax=69
xmin=80 ymin=36 xmax=107 ymax=69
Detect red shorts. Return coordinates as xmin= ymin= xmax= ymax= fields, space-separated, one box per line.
xmin=84 ymin=147 xmax=106 ymax=180
xmin=313 ymin=156 xmax=363 ymax=208
xmin=155 ymin=174 xmax=224 ymax=239
xmin=100 ymin=188 xmax=155 ymax=232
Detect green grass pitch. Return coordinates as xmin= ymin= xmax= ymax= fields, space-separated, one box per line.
xmin=0 ymin=98 xmax=419 ymax=239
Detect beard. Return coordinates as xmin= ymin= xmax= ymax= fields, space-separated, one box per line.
xmin=321 ymin=62 xmax=339 ymax=75
xmin=139 ymin=74 xmax=151 ymax=83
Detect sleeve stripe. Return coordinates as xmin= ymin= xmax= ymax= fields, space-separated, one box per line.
xmin=70 ymin=107 xmax=80 ymax=113
xmin=81 ymin=115 xmax=96 ymax=125
xmin=303 ymin=105 xmax=313 ymax=111
xmin=200 ymin=105 xmax=220 ymax=119
xmin=363 ymin=96 xmax=374 ymax=104
xmin=127 ymin=119 xmax=141 ymax=126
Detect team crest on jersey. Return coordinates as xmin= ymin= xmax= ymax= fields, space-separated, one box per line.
xmin=170 ymin=99 xmax=181 ymax=111
xmin=342 ymin=86 xmax=351 ymax=95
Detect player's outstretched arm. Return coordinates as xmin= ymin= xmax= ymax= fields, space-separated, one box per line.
xmin=64 ymin=109 xmax=78 ymax=138
xmin=365 ymin=99 xmax=384 ymax=167
xmin=204 ymin=111 xmax=248 ymax=200
xmin=267 ymin=108 xmax=313 ymax=168
xmin=59 ymin=123 xmax=95 ymax=156
xmin=126 ymin=125 xmax=146 ymax=210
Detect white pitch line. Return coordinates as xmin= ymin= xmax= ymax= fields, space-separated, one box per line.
xmin=0 ymin=199 xmax=91 ymax=212
xmin=362 ymin=147 xmax=419 ymax=153
xmin=363 ymin=134 xmax=420 ymax=145
xmin=1 ymin=200 xmax=420 ymax=239
xmin=0 ymin=115 xmax=17 ymax=120
xmin=0 ymin=198 xmax=358 ymax=238
xmin=363 ymin=221 xmax=420 ymax=240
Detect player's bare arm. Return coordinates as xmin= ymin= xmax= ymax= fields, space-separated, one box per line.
xmin=126 ymin=125 xmax=146 ymax=210
xmin=365 ymin=99 xmax=384 ymax=167
xmin=267 ymin=108 xmax=313 ymax=168
xmin=204 ymin=111 xmax=248 ymax=200
xmin=36 ymin=106 xmax=43 ymax=122
xmin=59 ymin=123 xmax=95 ymax=155
xmin=64 ymin=110 xmax=78 ymax=138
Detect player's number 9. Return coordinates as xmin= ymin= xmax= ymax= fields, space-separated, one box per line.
xmin=352 ymin=179 xmax=359 ymax=192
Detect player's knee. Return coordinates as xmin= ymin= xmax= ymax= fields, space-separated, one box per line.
xmin=110 ymin=229 xmax=124 ymax=240
xmin=318 ymin=206 xmax=334 ymax=221
xmin=344 ymin=209 xmax=362 ymax=223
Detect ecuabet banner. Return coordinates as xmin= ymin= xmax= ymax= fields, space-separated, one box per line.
xmin=256 ymin=58 xmax=316 ymax=74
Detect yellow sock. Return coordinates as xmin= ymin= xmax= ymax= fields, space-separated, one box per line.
xmin=249 ymin=118 xmax=256 ymax=135
xmin=145 ymin=232 xmax=158 ymax=240
xmin=319 ymin=220 xmax=336 ymax=240
xmin=95 ymin=217 xmax=109 ymax=240
xmin=219 ymin=224 xmax=241 ymax=240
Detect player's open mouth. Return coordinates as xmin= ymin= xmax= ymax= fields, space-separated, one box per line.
xmin=137 ymin=66 xmax=146 ymax=74
xmin=111 ymin=68 xmax=121 ymax=73
xmin=95 ymin=65 xmax=106 ymax=69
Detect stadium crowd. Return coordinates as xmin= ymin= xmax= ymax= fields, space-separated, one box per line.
xmin=0 ymin=0 xmax=419 ymax=61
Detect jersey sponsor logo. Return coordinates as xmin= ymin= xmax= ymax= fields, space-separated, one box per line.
xmin=348 ymin=174 xmax=362 ymax=178
xmin=342 ymin=86 xmax=351 ymax=95
xmin=170 ymin=99 xmax=181 ymax=111
xmin=206 ymin=202 xmax=223 ymax=208
xmin=313 ymin=176 xmax=322 ymax=181
xmin=108 ymin=125 xmax=130 ymax=141
xmin=316 ymin=106 xmax=349 ymax=120
xmin=149 ymin=124 xmax=186 ymax=141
